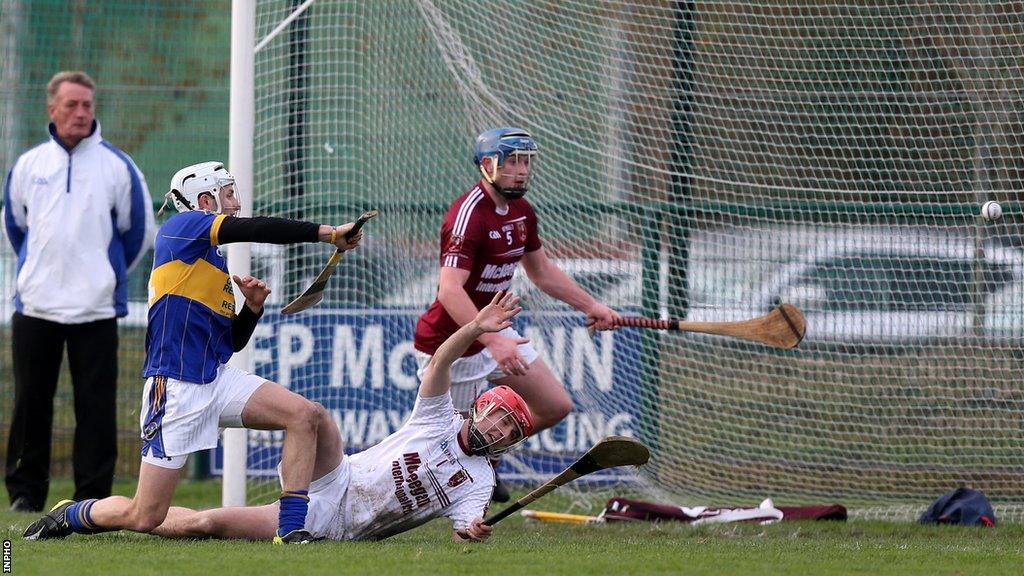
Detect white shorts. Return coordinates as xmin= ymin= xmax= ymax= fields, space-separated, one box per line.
xmin=140 ymin=364 xmax=266 ymax=469
xmin=415 ymin=327 xmax=539 ymax=411
xmin=295 ymin=458 xmax=351 ymax=541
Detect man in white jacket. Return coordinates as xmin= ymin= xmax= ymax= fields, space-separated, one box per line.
xmin=2 ymin=71 xmax=156 ymax=512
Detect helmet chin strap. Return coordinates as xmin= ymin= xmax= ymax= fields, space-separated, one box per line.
xmin=497 ymin=187 xmax=527 ymax=200
xmin=480 ymin=157 xmax=500 ymax=186
xmin=480 ymin=156 xmax=528 ymax=200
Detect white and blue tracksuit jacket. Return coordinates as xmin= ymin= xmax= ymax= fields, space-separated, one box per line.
xmin=2 ymin=121 xmax=155 ymax=324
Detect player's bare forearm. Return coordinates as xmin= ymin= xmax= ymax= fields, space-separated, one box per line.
xmin=420 ymin=319 xmax=485 ymax=398
xmin=549 ymin=270 xmax=621 ymax=330
xmin=522 ymin=254 xmax=597 ymax=312
xmin=433 ymin=320 xmax=485 ymax=368
xmin=541 ymin=274 xmax=597 ymax=311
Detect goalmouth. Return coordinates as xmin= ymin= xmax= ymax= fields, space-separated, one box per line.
xmin=227 ymin=0 xmax=1024 ymax=519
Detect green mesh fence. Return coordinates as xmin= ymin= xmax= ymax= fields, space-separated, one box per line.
xmin=2 ymin=1 xmax=1023 ymax=521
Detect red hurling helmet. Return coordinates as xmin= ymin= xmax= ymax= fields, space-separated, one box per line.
xmin=468 ymin=385 xmax=535 ymax=456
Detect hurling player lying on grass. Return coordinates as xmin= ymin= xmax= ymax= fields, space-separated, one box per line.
xmin=157 ymin=291 xmax=529 ymax=543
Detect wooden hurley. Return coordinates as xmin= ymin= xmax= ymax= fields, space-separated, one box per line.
xmin=281 ymin=209 xmax=378 ymax=315
xmin=593 ymin=304 xmax=806 ymax=349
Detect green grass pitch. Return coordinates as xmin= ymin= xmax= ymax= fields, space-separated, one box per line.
xmin=3 ymin=479 xmax=1022 ymax=575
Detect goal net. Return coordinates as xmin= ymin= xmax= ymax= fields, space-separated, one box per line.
xmin=238 ymin=0 xmax=1024 ymax=519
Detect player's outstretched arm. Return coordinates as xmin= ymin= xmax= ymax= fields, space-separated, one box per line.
xmin=215 ymin=216 xmax=363 ymax=251
xmin=520 ymin=247 xmax=620 ymax=330
xmin=419 ymin=291 xmax=525 ymax=398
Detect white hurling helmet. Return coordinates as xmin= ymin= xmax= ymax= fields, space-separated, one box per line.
xmin=166 ymin=161 xmax=236 ymax=214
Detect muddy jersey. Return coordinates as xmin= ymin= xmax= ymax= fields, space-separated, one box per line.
xmin=414 ymin=181 xmax=542 ymax=356
xmin=341 ymin=393 xmax=495 ymax=540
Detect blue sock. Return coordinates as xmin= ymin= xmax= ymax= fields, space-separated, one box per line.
xmin=66 ymin=499 xmax=99 ymax=533
xmin=277 ymin=490 xmax=309 ymax=537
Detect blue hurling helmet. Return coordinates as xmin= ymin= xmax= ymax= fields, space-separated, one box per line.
xmin=473 ymin=127 xmax=538 ymax=199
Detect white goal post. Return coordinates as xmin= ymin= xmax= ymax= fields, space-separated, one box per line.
xmin=224 ymin=0 xmax=256 ymax=508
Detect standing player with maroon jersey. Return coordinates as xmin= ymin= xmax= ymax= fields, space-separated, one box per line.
xmin=413 ymin=127 xmax=620 ymax=501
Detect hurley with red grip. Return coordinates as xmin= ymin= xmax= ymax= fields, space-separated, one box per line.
xmin=593 ymin=304 xmax=806 ymax=349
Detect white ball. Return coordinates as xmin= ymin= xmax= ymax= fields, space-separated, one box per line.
xmin=981 ymin=201 xmax=1002 ymax=221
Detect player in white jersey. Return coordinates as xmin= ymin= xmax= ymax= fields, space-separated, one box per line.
xmin=146 ymin=291 xmax=533 ymax=542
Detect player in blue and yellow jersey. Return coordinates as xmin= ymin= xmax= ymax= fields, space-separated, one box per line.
xmin=24 ymin=161 xmax=362 ymax=545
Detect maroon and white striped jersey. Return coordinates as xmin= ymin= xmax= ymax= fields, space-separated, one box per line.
xmin=338 ymin=393 xmax=494 ymax=540
xmin=414 ymin=181 xmax=542 ymax=356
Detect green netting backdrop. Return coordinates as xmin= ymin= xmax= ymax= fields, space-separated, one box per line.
xmin=2 ymin=1 xmax=1023 ymax=519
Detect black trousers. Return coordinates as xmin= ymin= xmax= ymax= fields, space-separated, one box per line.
xmin=5 ymin=312 xmax=118 ymax=509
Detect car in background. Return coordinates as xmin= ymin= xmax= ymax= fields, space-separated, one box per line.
xmin=687 ymin=227 xmax=1024 ymax=345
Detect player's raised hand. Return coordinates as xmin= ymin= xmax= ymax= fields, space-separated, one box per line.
xmin=232 ymin=274 xmax=271 ymax=312
xmin=474 ymin=290 xmax=524 ymax=334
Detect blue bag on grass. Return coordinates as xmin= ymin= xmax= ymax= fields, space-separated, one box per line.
xmin=918 ymin=487 xmax=996 ymax=527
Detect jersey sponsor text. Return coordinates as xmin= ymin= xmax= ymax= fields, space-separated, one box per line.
xmin=392 ymin=452 xmax=430 ymax=513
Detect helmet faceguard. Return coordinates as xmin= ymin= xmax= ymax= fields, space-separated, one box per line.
xmin=473 ymin=128 xmax=538 ymax=200
xmin=166 ymin=161 xmax=239 ymax=215
xmin=466 ymin=385 xmax=535 ymax=457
